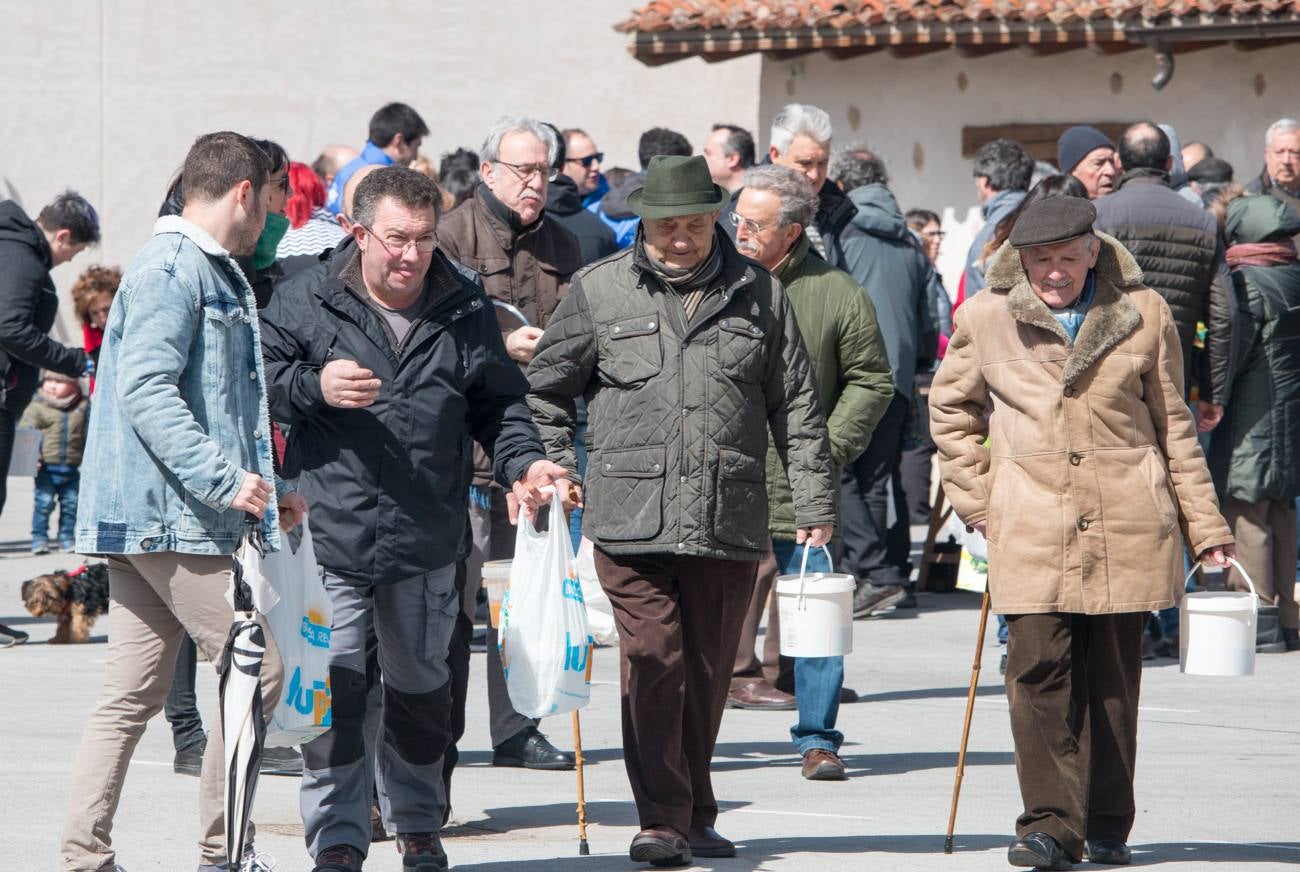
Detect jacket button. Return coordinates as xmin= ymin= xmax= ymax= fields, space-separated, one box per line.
xmin=680 ymin=474 xmax=687 ymax=483
xmin=647 ymin=321 xmax=655 ymax=329
xmin=677 ymin=542 xmax=686 ymax=550
xmin=1063 ymin=385 xmax=1075 ymax=398
xmin=652 ymin=463 xmax=661 ymax=472
xmin=254 ymin=430 xmax=263 ymax=440
xmin=1069 ymin=453 xmax=1082 ymax=466
xmin=604 ymin=463 xmax=611 ymax=471
xmin=613 ymin=326 xmax=622 ymax=334
xmin=681 ymin=408 xmax=688 ymax=416
xmin=249 ymin=370 xmax=257 ymax=380
xmin=1077 ymin=518 xmax=1090 ymax=531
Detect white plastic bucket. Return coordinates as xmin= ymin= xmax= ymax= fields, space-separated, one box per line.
xmin=775 ymin=545 xmax=856 ymax=657
xmin=482 ymin=559 xmax=512 ymax=629
xmin=1180 ymin=557 xmax=1258 ymax=677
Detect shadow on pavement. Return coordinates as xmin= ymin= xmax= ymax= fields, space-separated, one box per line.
xmin=462 ymin=799 xmax=754 ymax=834
xmin=452 ymin=833 xmax=1011 ymax=870
xmin=1133 ymin=841 xmax=1300 ymax=865
xmin=850 ymin=684 xmax=1005 ymax=704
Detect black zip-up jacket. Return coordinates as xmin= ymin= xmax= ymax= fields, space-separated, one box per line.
xmin=260 ymin=238 xmax=547 ymax=584
xmin=546 ymin=175 xmax=618 ymax=266
xmin=0 ymin=201 xmax=86 ymax=406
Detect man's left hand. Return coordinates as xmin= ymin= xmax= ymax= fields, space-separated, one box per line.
xmin=796 ymin=524 xmax=834 ymax=548
xmin=1198 ymin=541 xmax=1237 ymax=568
xmin=278 ymin=492 xmax=308 ymax=532
xmin=1196 ymin=400 xmax=1224 ymax=433
xmin=509 ymin=459 xmax=577 ymax=524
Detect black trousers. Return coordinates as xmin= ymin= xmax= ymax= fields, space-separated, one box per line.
xmin=164 ymin=635 xmax=205 ymax=751
xmin=840 ymin=393 xmax=912 ymax=586
xmin=1005 ymin=612 xmax=1146 ymax=861
xmin=899 ymin=373 xmax=936 ymax=525
xmin=0 ymin=389 xmax=31 ymax=516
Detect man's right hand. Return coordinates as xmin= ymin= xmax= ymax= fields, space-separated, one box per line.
xmin=231 ymin=472 xmax=275 ymax=519
xmin=321 ymin=358 xmax=381 ymax=408
xmin=505 ymin=326 xmax=545 ymax=364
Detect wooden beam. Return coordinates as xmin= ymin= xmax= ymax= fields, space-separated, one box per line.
xmin=888 ymin=43 xmax=951 ymax=59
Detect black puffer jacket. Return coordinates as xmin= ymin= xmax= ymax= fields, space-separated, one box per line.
xmin=1095 ymin=170 xmax=1234 ymax=403
xmin=260 ymin=239 xmax=547 ymax=584
xmin=0 ymin=201 xmax=86 ymax=406
xmin=546 ymin=175 xmax=618 ymax=266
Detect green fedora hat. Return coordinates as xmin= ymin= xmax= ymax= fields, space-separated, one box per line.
xmin=627 ymin=155 xmax=729 ymax=220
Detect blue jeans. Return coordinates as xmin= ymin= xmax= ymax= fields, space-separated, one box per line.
xmin=772 ymin=539 xmax=845 ymax=755
xmin=32 ymin=464 xmax=79 ymax=547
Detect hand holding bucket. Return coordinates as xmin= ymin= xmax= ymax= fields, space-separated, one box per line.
xmin=1180 ymin=557 xmax=1259 ymax=677
xmin=775 ymin=544 xmax=856 ymax=657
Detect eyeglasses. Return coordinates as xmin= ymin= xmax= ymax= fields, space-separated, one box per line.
xmin=271 ymin=173 xmax=291 ymax=195
xmin=922 ymin=230 xmax=946 ymax=241
xmin=361 ymin=224 xmax=437 ymax=257
xmin=495 ymin=160 xmax=559 ymax=183
xmin=728 ymin=211 xmax=773 ymax=236
xmin=565 ymin=152 xmax=604 ymax=168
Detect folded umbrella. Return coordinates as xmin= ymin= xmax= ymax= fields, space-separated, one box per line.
xmin=220 ymin=533 xmax=268 ymax=871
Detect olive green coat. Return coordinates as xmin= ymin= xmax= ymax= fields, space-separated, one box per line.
xmin=765 ymin=235 xmax=894 ymax=539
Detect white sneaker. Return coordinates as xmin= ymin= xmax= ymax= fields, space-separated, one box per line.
xmin=241 ymin=851 xmax=277 ymax=872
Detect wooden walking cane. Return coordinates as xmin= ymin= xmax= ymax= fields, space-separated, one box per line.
xmin=944 ymin=589 xmax=992 ymax=854
xmin=572 ymin=642 xmax=596 ymax=855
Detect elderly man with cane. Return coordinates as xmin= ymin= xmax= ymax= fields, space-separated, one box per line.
xmin=930 ymin=195 xmax=1234 ymax=869
xmin=528 ymin=155 xmax=837 ymax=866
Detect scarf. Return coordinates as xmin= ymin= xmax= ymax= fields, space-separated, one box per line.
xmin=635 ymin=225 xmax=724 ymax=322
xmin=1048 ymin=272 xmax=1096 ymax=343
xmin=1226 ymin=240 xmax=1297 ymax=268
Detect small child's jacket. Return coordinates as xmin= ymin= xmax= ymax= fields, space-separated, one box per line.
xmin=19 ymin=390 xmax=88 ymax=467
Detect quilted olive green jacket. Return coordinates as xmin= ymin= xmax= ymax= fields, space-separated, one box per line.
xmin=766 ymin=235 xmax=894 ymax=539
xmin=526 ymin=229 xmax=837 ymax=560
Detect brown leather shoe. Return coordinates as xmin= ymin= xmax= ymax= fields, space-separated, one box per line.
xmin=688 ymin=824 xmax=736 ymax=858
xmin=630 ymin=826 xmax=691 ymax=866
xmin=726 ymin=679 xmax=796 ymax=710
xmin=802 ymin=749 xmax=847 ymax=781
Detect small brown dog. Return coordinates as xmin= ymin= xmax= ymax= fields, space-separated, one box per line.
xmin=20 ymin=563 xmax=110 ymax=644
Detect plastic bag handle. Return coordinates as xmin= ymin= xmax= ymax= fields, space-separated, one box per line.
xmin=1183 ymin=556 xmax=1258 ymax=598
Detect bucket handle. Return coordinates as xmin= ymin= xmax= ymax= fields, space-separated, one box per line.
xmin=798 ymin=542 xmax=836 ymax=581
xmin=1182 ymin=556 xmax=1258 ymax=599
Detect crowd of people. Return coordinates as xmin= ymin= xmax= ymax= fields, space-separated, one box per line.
xmin=0 ymin=98 xmax=1297 ymax=872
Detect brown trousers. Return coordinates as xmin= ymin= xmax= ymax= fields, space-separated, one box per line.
xmin=1004 ymin=611 xmax=1145 ymax=861
xmin=594 ymin=548 xmax=757 ymax=835
xmin=1223 ymin=496 xmax=1300 ymax=630
xmin=730 ymin=548 xmax=794 ymax=692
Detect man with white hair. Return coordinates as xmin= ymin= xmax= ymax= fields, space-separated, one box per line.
xmin=729 ymin=164 xmax=894 ymax=779
xmin=1246 ymin=118 xmax=1300 ymax=233
xmin=764 ymin=103 xmax=857 ymax=265
xmin=437 ymin=117 xmax=584 ymax=773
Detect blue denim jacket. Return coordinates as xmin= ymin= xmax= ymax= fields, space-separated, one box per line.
xmin=76 ymin=216 xmax=283 ymax=556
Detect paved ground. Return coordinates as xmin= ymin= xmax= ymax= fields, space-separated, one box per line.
xmin=2 ymin=475 xmax=1298 ymax=871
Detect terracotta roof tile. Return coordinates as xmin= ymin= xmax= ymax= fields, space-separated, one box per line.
xmin=616 ymin=0 xmax=1299 ymax=31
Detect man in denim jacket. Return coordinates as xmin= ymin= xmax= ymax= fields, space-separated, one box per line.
xmin=62 ymin=131 xmax=307 ymax=872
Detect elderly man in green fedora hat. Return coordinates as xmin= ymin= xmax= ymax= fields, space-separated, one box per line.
xmin=528 ymin=154 xmax=838 ymax=866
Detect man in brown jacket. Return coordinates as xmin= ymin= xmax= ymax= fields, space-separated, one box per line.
xmin=437 ymin=116 xmax=584 ymax=770
xmin=930 ymin=196 xmax=1234 ymax=870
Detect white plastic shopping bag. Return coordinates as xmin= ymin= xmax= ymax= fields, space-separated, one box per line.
xmin=576 ymin=537 xmax=618 ymax=645
xmin=499 ymin=490 xmax=592 ymax=718
xmin=240 ymin=523 xmax=334 ymax=748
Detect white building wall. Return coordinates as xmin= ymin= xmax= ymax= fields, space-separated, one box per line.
xmin=756 ymin=43 xmax=1298 ymax=292
xmin=0 ymin=0 xmax=761 ymax=339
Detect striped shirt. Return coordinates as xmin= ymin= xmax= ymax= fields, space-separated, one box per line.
xmin=277 ymin=208 xmax=346 ymax=259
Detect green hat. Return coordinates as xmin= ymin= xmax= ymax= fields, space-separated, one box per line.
xmin=627 ymin=155 xmax=729 ymax=220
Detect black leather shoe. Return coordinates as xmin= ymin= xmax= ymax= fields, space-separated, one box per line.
xmin=312 ymin=844 xmax=362 ymax=872
xmin=1008 ymin=832 xmax=1073 ymax=869
xmin=1084 ymin=839 xmax=1131 ymax=865
xmin=688 ymin=824 xmax=736 ymax=858
xmin=492 ymin=727 xmax=574 ymax=770
xmin=173 ymin=737 xmax=207 ymax=776
xmin=630 ymin=826 xmax=691 ymax=866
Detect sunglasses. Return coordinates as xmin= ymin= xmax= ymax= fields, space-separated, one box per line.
xmin=565 ymin=153 xmax=604 ymax=168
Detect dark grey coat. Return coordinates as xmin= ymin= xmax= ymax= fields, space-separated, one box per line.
xmin=526 ymin=229 xmax=836 ymax=560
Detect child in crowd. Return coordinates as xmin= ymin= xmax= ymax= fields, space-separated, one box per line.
xmin=20 ymin=372 xmax=88 ymax=553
